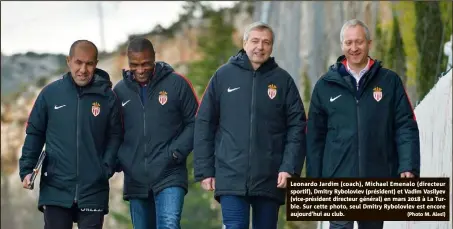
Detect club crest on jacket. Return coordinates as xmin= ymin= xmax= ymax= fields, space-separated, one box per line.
xmin=92 ymin=102 xmax=101 ymax=117
xmin=159 ymin=91 xmax=168 ymax=105
xmin=373 ymin=87 xmax=383 ymax=102
xmin=268 ymin=84 xmax=277 ymax=99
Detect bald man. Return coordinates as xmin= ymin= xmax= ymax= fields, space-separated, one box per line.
xmin=19 ymin=40 xmax=123 ymax=229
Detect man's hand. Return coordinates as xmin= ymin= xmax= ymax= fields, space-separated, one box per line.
xmin=201 ymin=177 xmax=215 ymax=191
xmin=400 ymin=171 xmax=414 ymax=178
xmin=277 ymin=172 xmax=292 ymax=188
xmin=22 ymin=173 xmax=33 ymax=189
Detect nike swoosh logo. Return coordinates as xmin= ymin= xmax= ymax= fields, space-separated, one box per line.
xmin=54 ymin=105 xmax=66 ymax=109
xmin=122 ymin=100 xmax=130 ymax=107
xmin=227 ymin=87 xmax=240 ymax=92
xmin=330 ymin=95 xmax=342 ymax=102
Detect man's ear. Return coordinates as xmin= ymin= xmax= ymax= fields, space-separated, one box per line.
xmin=66 ymin=56 xmax=71 ymax=67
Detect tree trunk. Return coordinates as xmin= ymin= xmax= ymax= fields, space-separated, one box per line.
xmin=387 ymin=11 xmax=407 ymax=85
xmin=324 ymin=1 xmax=344 ymax=67
xmin=300 ymin=1 xmax=326 ymax=93
xmin=414 ymin=1 xmax=443 ymax=101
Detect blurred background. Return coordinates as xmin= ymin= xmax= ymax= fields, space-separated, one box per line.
xmin=1 ymin=1 xmax=452 ymax=229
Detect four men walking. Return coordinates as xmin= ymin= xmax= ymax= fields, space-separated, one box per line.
xmin=19 ymin=19 xmax=420 ymax=229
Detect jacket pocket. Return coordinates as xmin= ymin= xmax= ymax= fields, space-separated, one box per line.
xmin=40 ymin=149 xmax=69 ymax=189
xmin=147 ymin=145 xmax=173 ymax=185
xmin=270 ymin=134 xmax=284 ymax=172
xmin=101 ymin=164 xmax=108 ymax=180
xmin=93 ymin=153 xmax=108 ymax=181
xmin=271 ymin=134 xmax=284 ymax=155
xmin=215 ymin=135 xmax=225 ymax=157
xmin=43 ymin=152 xmax=55 ymax=179
xmin=214 ymin=132 xmax=243 ymax=179
xmin=166 ymin=144 xmax=178 ymax=165
xmin=99 ymin=158 xmax=109 ymax=181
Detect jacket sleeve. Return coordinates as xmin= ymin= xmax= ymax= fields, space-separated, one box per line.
xmin=19 ymin=89 xmax=48 ymax=182
xmin=112 ymin=85 xmax=123 ymax=173
xmin=193 ymin=74 xmax=219 ymax=182
xmin=393 ymin=75 xmax=420 ymax=177
xmin=306 ymin=81 xmax=327 ymax=178
xmin=279 ymin=77 xmax=307 ymax=177
xmin=169 ymin=75 xmax=200 ymax=163
xmin=102 ymin=90 xmax=123 ymax=178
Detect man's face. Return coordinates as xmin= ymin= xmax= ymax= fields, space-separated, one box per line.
xmin=128 ymin=50 xmax=155 ymax=83
xmin=243 ymin=28 xmax=273 ymax=66
xmin=66 ymin=45 xmax=98 ymax=87
xmin=341 ymin=25 xmax=372 ymax=65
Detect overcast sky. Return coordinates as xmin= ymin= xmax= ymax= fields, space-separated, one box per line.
xmin=1 ymin=1 xmax=236 ymax=56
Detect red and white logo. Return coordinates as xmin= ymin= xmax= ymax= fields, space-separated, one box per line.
xmin=92 ymin=102 xmax=101 ymax=117
xmin=373 ymin=87 xmax=383 ymax=102
xmin=159 ymin=91 xmax=168 ymax=105
xmin=268 ymin=84 xmax=277 ymax=99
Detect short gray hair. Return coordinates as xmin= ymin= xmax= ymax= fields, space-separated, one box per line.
xmin=340 ymin=19 xmax=371 ymax=43
xmin=243 ymin=21 xmax=275 ymax=44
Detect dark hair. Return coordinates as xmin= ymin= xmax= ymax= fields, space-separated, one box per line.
xmin=69 ymin=40 xmax=98 ymax=59
xmin=127 ymin=37 xmax=155 ymax=55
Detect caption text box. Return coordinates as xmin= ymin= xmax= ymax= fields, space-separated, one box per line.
xmin=286 ymin=178 xmax=450 ymax=221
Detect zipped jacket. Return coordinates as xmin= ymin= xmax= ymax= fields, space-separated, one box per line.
xmin=19 ymin=69 xmax=123 ymax=213
xmin=306 ymin=55 xmax=420 ymax=178
xmin=113 ymin=62 xmax=199 ymax=199
xmin=194 ymin=50 xmax=307 ymax=205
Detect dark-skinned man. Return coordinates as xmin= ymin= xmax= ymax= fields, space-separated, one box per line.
xmin=113 ymin=37 xmax=199 ymax=229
